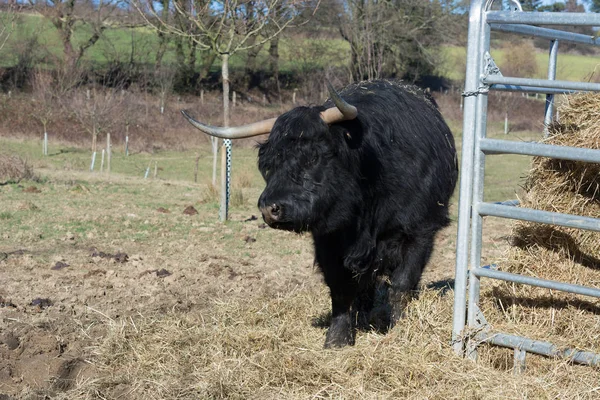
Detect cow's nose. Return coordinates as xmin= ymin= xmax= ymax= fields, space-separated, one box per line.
xmin=260 ymin=203 xmax=281 ymax=225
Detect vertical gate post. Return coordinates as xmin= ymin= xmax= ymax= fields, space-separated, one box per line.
xmin=452 ymin=0 xmax=486 ymax=356
xmin=466 ymin=21 xmax=494 ymax=362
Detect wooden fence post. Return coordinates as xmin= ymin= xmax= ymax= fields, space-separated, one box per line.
xmin=194 ymin=153 xmax=200 ymax=183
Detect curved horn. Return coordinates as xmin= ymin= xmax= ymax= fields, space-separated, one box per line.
xmin=321 ymin=81 xmax=358 ymax=124
xmin=181 ymin=110 xmax=276 ymax=139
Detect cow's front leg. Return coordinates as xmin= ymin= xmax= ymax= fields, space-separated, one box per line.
xmin=325 ymin=284 xmax=356 ymax=348
xmin=315 ymin=234 xmax=359 ymax=348
xmin=321 ymin=260 xmax=358 ymax=348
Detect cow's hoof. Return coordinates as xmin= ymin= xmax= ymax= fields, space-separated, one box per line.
xmin=389 ymin=291 xmax=416 ymax=324
xmin=324 ymin=331 xmax=354 ymax=348
xmin=324 ymin=315 xmax=355 ymax=348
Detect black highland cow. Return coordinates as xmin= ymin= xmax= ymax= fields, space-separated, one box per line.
xmin=182 ymin=80 xmax=458 ymax=348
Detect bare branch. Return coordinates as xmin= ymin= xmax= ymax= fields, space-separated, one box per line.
xmin=0 ymin=3 xmax=19 ymax=52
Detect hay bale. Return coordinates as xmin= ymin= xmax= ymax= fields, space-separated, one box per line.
xmin=484 ymin=92 xmax=600 ymax=354
xmin=509 ymin=92 xmax=600 ymax=272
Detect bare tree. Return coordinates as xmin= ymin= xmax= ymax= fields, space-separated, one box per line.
xmin=135 ymin=0 xmax=319 ymax=220
xmin=69 ymin=86 xmax=124 ymax=154
xmin=0 ymin=2 xmax=18 ymax=52
xmin=338 ymin=0 xmax=458 ymax=82
xmin=31 ymin=69 xmax=57 ymax=154
xmin=155 ymin=65 xmax=175 ymax=115
xmin=30 ymin=0 xmax=141 ymax=67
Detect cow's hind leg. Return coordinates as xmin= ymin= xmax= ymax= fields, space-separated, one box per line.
xmin=388 ymin=234 xmax=435 ymax=324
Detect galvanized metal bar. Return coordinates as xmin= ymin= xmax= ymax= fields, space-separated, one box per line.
xmin=452 ymin=0 xmax=485 ymax=356
xmin=490 ymin=85 xmax=578 ymax=95
xmin=476 ymin=332 xmax=600 ymax=366
xmin=544 ymin=40 xmax=559 ymax=137
xmin=472 ymin=267 xmax=600 ymax=298
xmin=483 ymin=75 xmax=600 ymax=92
xmin=477 ymin=202 xmax=600 ymax=232
xmin=486 ymin=11 xmax=600 ymax=26
xmin=490 ymin=23 xmax=600 ymax=46
xmin=466 ymin=18 xmax=491 ymax=363
xmin=479 ymin=138 xmax=600 ymax=164
xmin=514 ymin=348 xmax=527 ymax=374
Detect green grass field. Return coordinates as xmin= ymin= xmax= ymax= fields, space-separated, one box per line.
xmin=441 ymin=45 xmax=600 ymax=82
xmin=0 ymin=12 xmax=351 ymax=74
xmin=0 ymin=115 xmax=539 ymax=222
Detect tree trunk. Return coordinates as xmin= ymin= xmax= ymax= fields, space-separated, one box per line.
xmin=222 ymin=55 xmax=230 ymax=128
xmin=199 ymin=51 xmax=217 ymax=81
xmin=187 ymin=37 xmax=198 ymax=74
xmin=245 ymin=44 xmax=263 ymax=75
xmin=269 ymin=37 xmax=280 ymax=80
xmin=155 ymin=31 xmax=168 ymax=70
xmin=245 ymin=38 xmax=264 ymax=89
xmin=269 ymin=37 xmax=281 ymax=101
xmin=154 ymin=0 xmax=171 ymax=70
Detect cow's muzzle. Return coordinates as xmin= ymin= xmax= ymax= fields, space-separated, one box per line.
xmin=260 ymin=203 xmax=281 ymax=226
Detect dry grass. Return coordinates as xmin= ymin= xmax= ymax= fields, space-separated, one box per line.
xmin=199 ymin=181 xmax=220 ymax=203
xmin=52 ymin=288 xmax=600 ymax=400
xmin=233 ymin=170 xmax=255 ymax=189
xmin=482 ymin=92 xmax=600 ymax=360
xmin=231 ymin=188 xmax=245 ymax=207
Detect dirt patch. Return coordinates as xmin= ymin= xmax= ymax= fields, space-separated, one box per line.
xmin=51 ymin=261 xmax=70 ymax=270
xmin=22 ymin=186 xmax=41 ymax=193
xmin=90 ymin=248 xmax=129 ymax=263
xmin=182 ymin=205 xmax=198 ymax=215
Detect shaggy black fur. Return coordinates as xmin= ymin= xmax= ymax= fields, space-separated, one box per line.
xmin=257 ymin=80 xmax=458 ymax=348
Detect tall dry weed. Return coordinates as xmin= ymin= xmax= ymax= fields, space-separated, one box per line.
xmin=0 ymin=154 xmax=35 ymax=184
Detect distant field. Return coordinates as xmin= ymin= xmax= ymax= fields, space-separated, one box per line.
xmin=440 ymin=45 xmax=600 ymax=82
xmin=4 ymin=12 xmax=600 ymax=83
xmin=0 ymin=12 xmax=350 ymax=73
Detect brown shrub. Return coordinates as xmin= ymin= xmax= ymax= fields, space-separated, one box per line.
xmin=0 ymin=154 xmax=35 ymax=184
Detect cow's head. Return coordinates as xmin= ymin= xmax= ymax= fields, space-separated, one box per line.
xmin=181 ymin=83 xmax=359 ymax=233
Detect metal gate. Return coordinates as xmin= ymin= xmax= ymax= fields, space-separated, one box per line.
xmin=451 ymin=0 xmax=600 ymax=370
